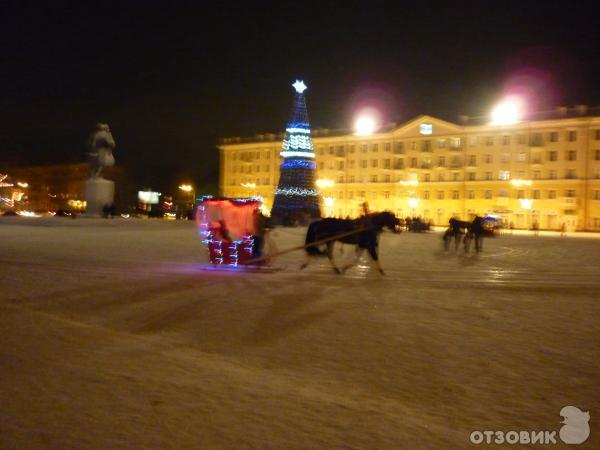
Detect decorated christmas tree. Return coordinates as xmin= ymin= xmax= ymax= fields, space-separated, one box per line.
xmin=271 ymin=80 xmax=321 ymax=225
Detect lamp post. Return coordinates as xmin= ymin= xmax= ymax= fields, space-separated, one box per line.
xmin=316 ymin=179 xmax=335 ymax=217
xmin=178 ymin=184 xmax=195 ymax=219
xmin=520 ymin=198 xmax=533 ymax=230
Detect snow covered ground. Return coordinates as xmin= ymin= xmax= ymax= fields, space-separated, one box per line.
xmin=1 ymin=217 xmax=598 ymax=449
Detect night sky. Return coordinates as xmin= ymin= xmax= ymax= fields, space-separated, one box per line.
xmin=2 ymin=0 xmax=599 ymax=196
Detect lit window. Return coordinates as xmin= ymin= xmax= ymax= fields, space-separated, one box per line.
xmin=499 ymin=171 xmax=510 ymax=180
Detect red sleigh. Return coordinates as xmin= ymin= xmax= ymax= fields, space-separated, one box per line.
xmin=196 ymin=198 xmax=263 ymax=266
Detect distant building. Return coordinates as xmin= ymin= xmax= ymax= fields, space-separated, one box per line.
xmin=2 ymin=163 xmax=122 ymax=212
xmin=219 ymin=106 xmax=600 ymax=231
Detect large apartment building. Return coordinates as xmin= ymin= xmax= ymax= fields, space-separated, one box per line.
xmin=219 ymin=108 xmax=600 ymax=231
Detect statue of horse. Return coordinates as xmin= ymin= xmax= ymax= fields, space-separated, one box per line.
xmin=301 ymin=211 xmax=399 ymax=275
xmin=87 ymin=123 xmax=116 ymax=178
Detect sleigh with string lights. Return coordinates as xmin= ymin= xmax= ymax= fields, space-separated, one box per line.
xmin=196 ymin=198 xmax=278 ymax=270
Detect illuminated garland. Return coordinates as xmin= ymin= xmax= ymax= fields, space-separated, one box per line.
xmin=280 ymin=150 xmax=315 ymax=158
xmin=281 ymin=160 xmax=316 ymax=169
xmin=274 ymin=187 xmax=319 ymax=196
xmin=282 ymin=134 xmax=314 ymax=152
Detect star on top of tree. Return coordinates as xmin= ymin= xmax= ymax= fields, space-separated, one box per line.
xmin=292 ymin=80 xmax=307 ymax=94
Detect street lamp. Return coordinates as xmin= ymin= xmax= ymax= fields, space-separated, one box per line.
xmin=490 ymin=96 xmax=525 ymax=125
xmin=178 ymin=184 xmax=195 ymax=217
xmin=316 ymin=179 xmax=336 ymax=217
xmin=519 ymin=198 xmax=533 ymax=230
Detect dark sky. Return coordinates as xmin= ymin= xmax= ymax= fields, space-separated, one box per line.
xmin=2 ymin=0 xmax=599 ymax=195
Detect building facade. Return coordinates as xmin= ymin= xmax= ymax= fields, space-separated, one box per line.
xmin=219 ymin=110 xmax=600 ymax=231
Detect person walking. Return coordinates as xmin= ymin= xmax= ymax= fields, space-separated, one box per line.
xmin=470 ymin=215 xmax=485 ymax=252
xmin=560 ymin=222 xmax=567 ymax=237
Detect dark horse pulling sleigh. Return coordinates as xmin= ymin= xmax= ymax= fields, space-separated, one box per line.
xmin=301 ymin=211 xmax=399 ymax=275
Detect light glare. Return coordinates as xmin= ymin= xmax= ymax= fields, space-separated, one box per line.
xmin=354 ymin=116 xmax=376 ymax=135
xmin=490 ymin=97 xmax=524 ymax=125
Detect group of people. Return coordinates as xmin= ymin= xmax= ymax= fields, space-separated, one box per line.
xmin=444 ymin=216 xmax=486 ymax=253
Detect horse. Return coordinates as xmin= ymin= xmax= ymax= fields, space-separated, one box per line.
xmin=444 ymin=218 xmax=471 ymax=251
xmin=300 ymin=211 xmax=399 ymax=275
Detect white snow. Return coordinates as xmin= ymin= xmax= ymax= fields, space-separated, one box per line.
xmin=1 ymin=217 xmax=599 ymax=449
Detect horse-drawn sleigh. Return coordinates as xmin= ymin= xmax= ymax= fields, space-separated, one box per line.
xmin=196 ymin=197 xmax=400 ymax=274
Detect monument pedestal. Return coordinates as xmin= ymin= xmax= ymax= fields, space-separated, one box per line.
xmin=85 ymin=178 xmax=115 ymax=217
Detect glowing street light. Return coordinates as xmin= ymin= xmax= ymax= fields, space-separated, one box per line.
xmin=408 ymin=198 xmax=420 ymax=209
xmin=354 ymin=116 xmax=377 ymax=136
xmin=17 ymin=182 xmax=28 ymax=188
xmin=316 ymin=179 xmax=335 ymax=188
xmin=490 ymin=96 xmax=524 ymax=125
xmin=519 ymin=198 xmax=533 ymax=210
xmin=178 ymin=184 xmax=196 ymax=211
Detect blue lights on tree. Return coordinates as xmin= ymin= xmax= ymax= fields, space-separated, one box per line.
xmin=271 ymin=80 xmax=321 ymax=224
